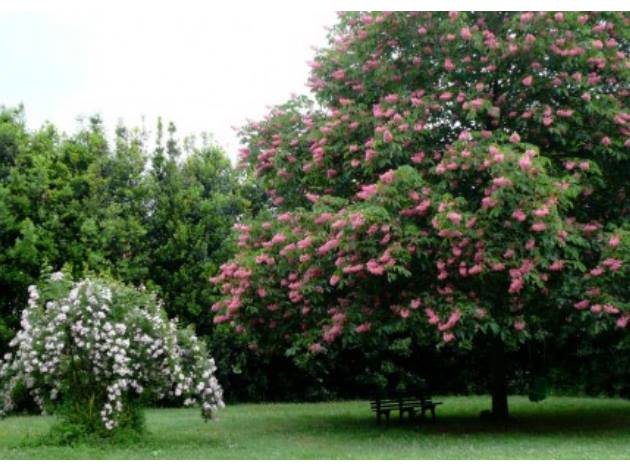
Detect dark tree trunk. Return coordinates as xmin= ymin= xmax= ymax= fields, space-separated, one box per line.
xmin=490 ymin=338 xmax=509 ymax=420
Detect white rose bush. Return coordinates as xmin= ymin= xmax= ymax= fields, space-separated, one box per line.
xmin=0 ymin=272 xmax=224 ymax=437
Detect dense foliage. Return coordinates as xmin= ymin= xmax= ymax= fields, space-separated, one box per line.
xmin=0 ymin=273 xmax=224 ymax=435
xmin=213 ymin=11 xmax=630 ymax=417
xmin=0 ymin=108 xmax=246 ymax=350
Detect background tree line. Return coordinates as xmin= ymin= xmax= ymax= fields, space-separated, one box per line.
xmin=1 ymin=105 xmax=628 ymax=404
xmin=0 ymin=105 xmax=247 ymax=347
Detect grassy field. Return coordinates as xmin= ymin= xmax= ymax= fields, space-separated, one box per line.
xmin=0 ymin=396 xmax=629 ymax=459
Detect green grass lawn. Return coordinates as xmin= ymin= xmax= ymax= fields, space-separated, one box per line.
xmin=0 ymin=396 xmax=629 ymax=459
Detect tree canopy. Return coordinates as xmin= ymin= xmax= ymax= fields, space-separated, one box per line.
xmin=212 ymin=11 xmax=630 ymax=417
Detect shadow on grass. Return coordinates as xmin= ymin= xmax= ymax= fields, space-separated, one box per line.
xmin=265 ymin=401 xmax=630 ymax=438
xmin=10 ymin=399 xmax=630 ymax=453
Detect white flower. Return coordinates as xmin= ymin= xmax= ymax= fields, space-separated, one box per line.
xmin=1 ymin=277 xmax=224 ymax=430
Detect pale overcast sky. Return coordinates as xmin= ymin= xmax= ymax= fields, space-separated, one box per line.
xmin=0 ymin=1 xmax=337 ymax=159
xmin=1 ymin=1 xmax=613 ymax=160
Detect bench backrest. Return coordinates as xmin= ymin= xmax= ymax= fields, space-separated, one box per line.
xmin=371 ymin=391 xmax=431 ymax=402
xmin=369 ymin=395 xmax=432 ymax=410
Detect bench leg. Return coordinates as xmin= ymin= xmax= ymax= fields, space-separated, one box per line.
xmin=431 ymin=406 xmax=436 ymax=423
xmin=400 ymin=408 xmax=414 ymax=424
xmin=385 ymin=411 xmax=390 ymax=426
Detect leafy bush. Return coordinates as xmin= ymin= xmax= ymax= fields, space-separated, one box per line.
xmin=0 ymin=272 xmax=224 ymax=437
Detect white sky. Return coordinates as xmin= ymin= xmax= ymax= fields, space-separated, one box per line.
xmin=1 ymin=0 xmax=622 ymax=161
xmin=0 ymin=1 xmax=337 ymax=159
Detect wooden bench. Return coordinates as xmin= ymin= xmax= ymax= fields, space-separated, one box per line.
xmin=369 ymin=395 xmax=443 ymax=425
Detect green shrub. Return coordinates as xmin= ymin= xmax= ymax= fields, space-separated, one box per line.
xmin=0 ymin=272 xmax=224 ymax=439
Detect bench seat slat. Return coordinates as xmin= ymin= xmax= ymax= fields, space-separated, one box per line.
xmin=370 ymin=400 xmax=438 ymax=406
xmin=371 ymin=397 xmax=429 ymax=401
xmin=370 ymin=402 xmax=429 ymax=409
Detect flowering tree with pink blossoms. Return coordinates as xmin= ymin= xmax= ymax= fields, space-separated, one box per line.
xmin=212 ymin=12 xmax=630 ymax=418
